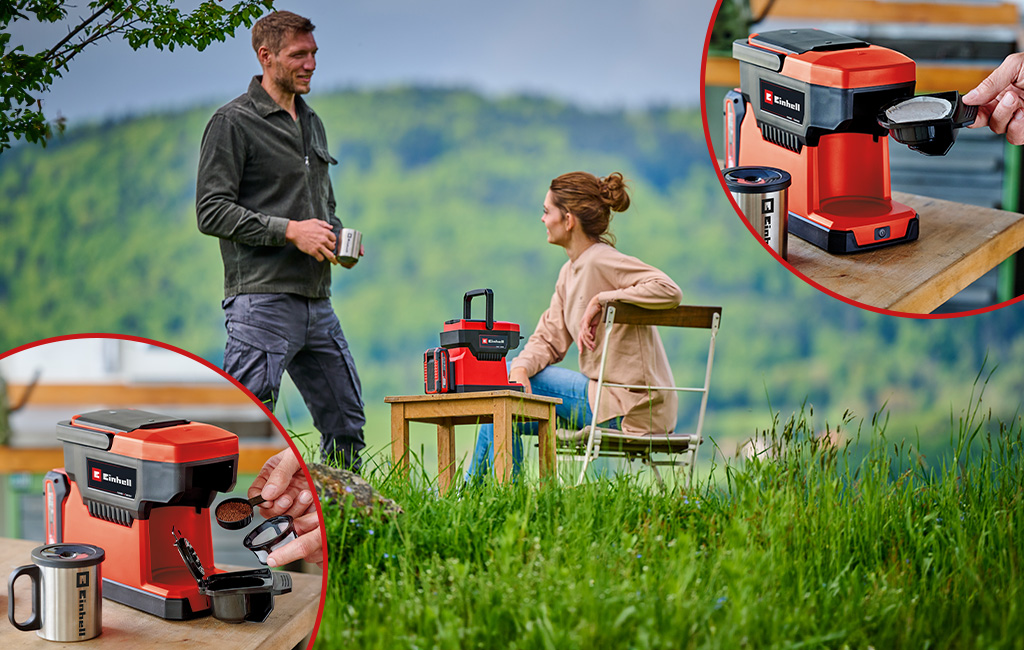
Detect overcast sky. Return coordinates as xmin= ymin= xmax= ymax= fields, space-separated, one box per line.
xmin=8 ymin=0 xmax=713 ymax=126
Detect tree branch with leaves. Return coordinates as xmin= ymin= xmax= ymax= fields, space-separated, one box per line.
xmin=0 ymin=0 xmax=275 ymax=152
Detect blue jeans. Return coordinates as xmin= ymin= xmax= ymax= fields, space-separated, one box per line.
xmin=465 ymin=363 xmax=618 ymax=482
xmin=222 ymin=293 xmax=366 ymax=470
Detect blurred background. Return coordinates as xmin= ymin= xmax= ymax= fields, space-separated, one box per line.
xmin=0 ymin=0 xmax=1022 ymax=493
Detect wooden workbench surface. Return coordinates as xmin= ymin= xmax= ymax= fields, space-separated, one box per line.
xmin=787 ymin=191 xmax=1024 ymax=313
xmin=1 ymin=537 xmax=322 ymax=649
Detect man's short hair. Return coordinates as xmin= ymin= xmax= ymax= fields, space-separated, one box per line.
xmin=251 ymin=11 xmax=315 ymax=55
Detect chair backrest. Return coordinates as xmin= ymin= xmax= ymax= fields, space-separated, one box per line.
xmin=576 ymin=301 xmax=722 ymax=486
xmin=602 ymin=302 xmax=722 ymax=330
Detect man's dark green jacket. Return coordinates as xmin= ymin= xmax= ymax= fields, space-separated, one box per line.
xmin=197 ymin=76 xmax=342 ymax=298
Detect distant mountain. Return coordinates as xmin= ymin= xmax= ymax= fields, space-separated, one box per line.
xmin=1 ymin=86 xmax=1021 ymax=451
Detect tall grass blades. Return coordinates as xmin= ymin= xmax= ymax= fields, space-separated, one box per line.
xmin=316 ymin=396 xmax=1023 ymax=649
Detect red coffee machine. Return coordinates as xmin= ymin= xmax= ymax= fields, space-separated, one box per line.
xmin=424 ymin=289 xmax=523 ymax=393
xmin=724 ymin=28 xmax=919 ymax=253
xmin=44 ymin=409 xmax=239 ymax=620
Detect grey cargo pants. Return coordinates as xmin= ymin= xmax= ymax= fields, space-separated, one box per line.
xmin=222 ymin=293 xmax=366 ymax=470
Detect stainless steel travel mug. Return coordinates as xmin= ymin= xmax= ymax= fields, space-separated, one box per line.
xmin=8 ymin=544 xmax=104 ymax=642
xmin=723 ymin=166 xmax=792 ymax=260
xmin=336 ymin=227 xmax=362 ymax=264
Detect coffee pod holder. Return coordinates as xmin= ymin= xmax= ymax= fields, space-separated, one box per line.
xmin=877 ymin=91 xmax=978 ymax=156
xmin=242 ymin=515 xmax=297 ymax=565
xmin=172 ymin=528 xmax=291 ymax=624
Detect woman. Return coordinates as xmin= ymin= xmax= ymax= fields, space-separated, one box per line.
xmin=466 ymin=171 xmax=682 ymax=481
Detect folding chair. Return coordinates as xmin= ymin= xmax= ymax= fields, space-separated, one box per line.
xmin=557 ymin=301 xmax=722 ymax=488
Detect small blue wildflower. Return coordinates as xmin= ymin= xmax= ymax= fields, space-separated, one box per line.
xmin=715 ymin=596 xmax=727 ymax=610
xmin=636 ymin=554 xmax=642 ymax=559
xmin=369 ymin=529 xmax=375 ymax=535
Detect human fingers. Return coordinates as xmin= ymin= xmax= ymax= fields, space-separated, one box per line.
xmin=248 ymin=452 xmax=282 ymax=500
xmin=278 ymin=488 xmax=315 ymax=519
xmin=987 ymin=91 xmax=1021 ymax=134
xmin=509 ymin=368 xmax=532 ymax=394
xmin=266 ymin=528 xmax=323 ymax=567
xmin=260 ymin=450 xmax=302 ymax=501
xmin=1006 ymin=110 xmax=1024 ymax=145
xmin=963 ymin=53 xmax=1024 ymax=106
xmin=259 ymin=474 xmax=314 ymax=516
xmin=321 ymin=243 xmax=340 ymax=264
xmin=291 ymin=511 xmax=321 ymax=535
xmin=968 ymin=100 xmax=997 ymax=129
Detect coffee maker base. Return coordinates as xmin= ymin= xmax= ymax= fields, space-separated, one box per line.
xmin=790 ymin=213 xmax=920 ymax=254
xmin=103 ymin=579 xmax=212 ymax=620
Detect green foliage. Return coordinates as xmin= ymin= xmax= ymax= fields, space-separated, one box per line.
xmin=0 ymin=0 xmax=274 ymax=151
xmin=0 ymin=87 xmax=1023 ymax=458
xmin=319 ymin=397 xmax=1024 ymax=649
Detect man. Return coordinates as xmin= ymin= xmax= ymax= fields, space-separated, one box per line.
xmin=196 ymin=11 xmax=365 ymax=470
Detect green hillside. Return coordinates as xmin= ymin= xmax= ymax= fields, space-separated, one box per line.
xmin=1 ymin=87 xmax=1022 ymax=458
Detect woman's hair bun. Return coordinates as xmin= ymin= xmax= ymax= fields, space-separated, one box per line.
xmin=599 ymin=172 xmax=631 ymax=213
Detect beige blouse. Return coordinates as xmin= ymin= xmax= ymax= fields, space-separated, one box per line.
xmin=509 ymin=243 xmax=683 ymax=434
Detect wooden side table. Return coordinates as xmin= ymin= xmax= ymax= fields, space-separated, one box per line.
xmin=385 ymin=390 xmax=561 ymax=493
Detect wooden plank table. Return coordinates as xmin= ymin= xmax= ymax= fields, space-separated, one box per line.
xmin=1 ymin=537 xmax=322 ymax=649
xmin=786 ymin=192 xmax=1024 ymax=313
xmin=386 ymin=391 xmax=561 ymax=492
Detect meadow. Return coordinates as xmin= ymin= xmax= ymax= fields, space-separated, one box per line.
xmin=315 ymin=380 xmax=1023 ymax=650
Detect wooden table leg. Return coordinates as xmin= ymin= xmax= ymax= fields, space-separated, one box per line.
xmin=437 ymin=417 xmax=455 ymax=495
xmin=537 ymin=402 xmax=557 ymax=483
xmin=492 ymin=397 xmax=512 ymax=484
xmin=390 ymin=402 xmax=410 ymax=477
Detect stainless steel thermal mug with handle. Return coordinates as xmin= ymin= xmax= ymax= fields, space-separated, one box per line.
xmin=8 ymin=544 xmax=104 ymax=642
xmin=723 ymin=166 xmax=792 ymax=260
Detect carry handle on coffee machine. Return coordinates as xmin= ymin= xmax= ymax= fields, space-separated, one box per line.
xmin=7 ymin=564 xmax=41 ymax=632
xmin=463 ymin=288 xmax=494 ymax=330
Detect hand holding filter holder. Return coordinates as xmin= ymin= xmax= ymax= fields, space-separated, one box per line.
xmin=878 ymin=91 xmax=978 ymax=156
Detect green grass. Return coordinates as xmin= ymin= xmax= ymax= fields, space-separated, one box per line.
xmin=315 ymin=387 xmax=1023 ymax=649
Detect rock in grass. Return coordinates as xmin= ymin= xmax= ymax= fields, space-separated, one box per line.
xmin=308 ymin=463 xmax=403 ymax=517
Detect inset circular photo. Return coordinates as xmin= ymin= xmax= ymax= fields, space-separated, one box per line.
xmin=1 ymin=335 xmax=325 ymax=647
xmin=703 ymin=0 xmax=1024 ymax=316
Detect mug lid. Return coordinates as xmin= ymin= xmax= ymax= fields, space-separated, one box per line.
xmin=31 ymin=543 xmax=105 ymax=568
xmin=723 ymin=166 xmax=792 ymax=193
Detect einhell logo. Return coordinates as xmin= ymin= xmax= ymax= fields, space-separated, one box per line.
xmin=77 ymin=571 xmax=89 ymax=637
xmin=101 ymin=472 xmax=132 ymax=488
xmin=773 ymin=95 xmax=801 ymax=111
xmin=760 ymin=81 xmax=804 ymax=122
xmin=87 ymin=459 xmax=138 ymax=497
